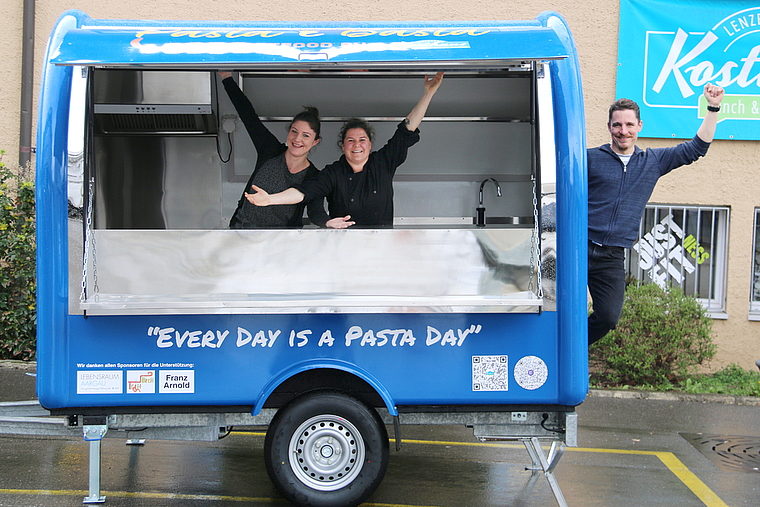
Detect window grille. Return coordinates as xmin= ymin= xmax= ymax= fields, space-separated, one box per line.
xmin=625 ymin=204 xmax=729 ymax=317
xmin=750 ymin=208 xmax=760 ymax=319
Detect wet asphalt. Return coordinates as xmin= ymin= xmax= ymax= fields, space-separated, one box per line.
xmin=1 ymin=360 xmax=759 ymax=507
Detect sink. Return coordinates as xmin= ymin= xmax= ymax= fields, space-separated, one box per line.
xmin=391 ymin=217 xmax=533 ymax=229
xmin=476 ymin=216 xmax=534 ymax=226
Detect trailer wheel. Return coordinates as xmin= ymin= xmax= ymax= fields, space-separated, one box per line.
xmin=264 ymin=391 xmax=389 ymax=507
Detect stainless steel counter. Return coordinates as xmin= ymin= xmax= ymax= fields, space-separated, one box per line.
xmin=75 ymin=226 xmax=551 ymax=315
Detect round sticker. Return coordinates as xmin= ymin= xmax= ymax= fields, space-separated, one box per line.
xmin=514 ymin=355 xmax=548 ymax=390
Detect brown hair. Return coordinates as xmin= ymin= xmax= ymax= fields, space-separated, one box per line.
xmin=289 ymin=106 xmax=321 ymax=140
xmin=338 ymin=118 xmax=375 ymax=148
xmin=608 ymin=98 xmax=640 ymax=123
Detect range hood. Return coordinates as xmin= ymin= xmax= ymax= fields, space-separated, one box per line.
xmin=92 ymin=70 xmax=217 ymax=134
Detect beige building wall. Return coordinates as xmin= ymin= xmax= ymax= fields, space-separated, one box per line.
xmin=1 ymin=0 xmax=757 ymax=369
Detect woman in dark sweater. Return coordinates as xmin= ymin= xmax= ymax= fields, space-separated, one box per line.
xmin=220 ymin=71 xmax=335 ymax=228
xmin=245 ymin=72 xmax=444 ymax=228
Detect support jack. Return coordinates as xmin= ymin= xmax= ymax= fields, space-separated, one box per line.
xmin=522 ymin=437 xmax=568 ymax=507
xmin=83 ymin=423 xmax=108 ymax=504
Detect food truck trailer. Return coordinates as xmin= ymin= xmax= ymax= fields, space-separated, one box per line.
xmin=7 ymin=9 xmax=588 ymax=507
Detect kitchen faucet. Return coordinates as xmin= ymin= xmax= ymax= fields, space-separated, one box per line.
xmin=476 ymin=178 xmax=502 ymax=227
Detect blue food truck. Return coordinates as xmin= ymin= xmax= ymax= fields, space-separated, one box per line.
xmin=31 ymin=9 xmax=586 ymax=507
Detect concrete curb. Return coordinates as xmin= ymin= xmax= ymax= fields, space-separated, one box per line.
xmin=588 ymin=388 xmax=760 ymax=406
xmin=0 ymin=359 xmax=35 ymax=369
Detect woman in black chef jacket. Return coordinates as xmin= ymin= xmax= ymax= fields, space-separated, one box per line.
xmin=244 ymin=72 xmax=444 ymax=228
xmin=220 ymin=71 xmax=344 ymax=229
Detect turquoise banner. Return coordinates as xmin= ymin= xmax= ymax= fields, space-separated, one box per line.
xmin=616 ymin=0 xmax=760 ymax=140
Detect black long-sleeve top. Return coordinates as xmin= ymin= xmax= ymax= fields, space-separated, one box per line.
xmin=293 ymin=122 xmax=420 ymax=228
xmin=222 ymin=77 xmax=328 ymax=228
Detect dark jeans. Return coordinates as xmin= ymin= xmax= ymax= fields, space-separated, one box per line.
xmin=588 ymin=241 xmax=626 ymax=346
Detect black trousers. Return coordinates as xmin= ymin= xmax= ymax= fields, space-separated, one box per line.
xmin=587 ymin=241 xmax=626 ymax=346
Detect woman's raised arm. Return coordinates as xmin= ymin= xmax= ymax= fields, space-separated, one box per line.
xmin=405 ymin=72 xmax=444 ymax=131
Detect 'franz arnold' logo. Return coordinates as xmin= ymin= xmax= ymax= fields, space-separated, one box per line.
xmin=646 ymin=8 xmax=760 ymax=119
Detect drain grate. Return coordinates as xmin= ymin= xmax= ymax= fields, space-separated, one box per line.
xmin=681 ymin=433 xmax=760 ymax=473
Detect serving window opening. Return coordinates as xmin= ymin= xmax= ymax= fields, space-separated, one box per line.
xmin=69 ymin=64 xmax=556 ymax=315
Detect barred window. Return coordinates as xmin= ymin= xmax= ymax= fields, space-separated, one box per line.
xmin=750 ymin=209 xmax=760 ymax=320
xmin=625 ymin=205 xmax=729 ymax=318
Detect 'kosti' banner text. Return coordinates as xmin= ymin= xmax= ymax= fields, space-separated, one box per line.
xmin=617 ymin=0 xmax=760 ymax=140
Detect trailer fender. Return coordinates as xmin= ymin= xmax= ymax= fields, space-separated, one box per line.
xmin=252 ymin=359 xmax=397 ymax=417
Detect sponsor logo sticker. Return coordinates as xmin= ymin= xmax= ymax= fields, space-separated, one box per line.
xmin=77 ymin=370 xmax=123 ymax=394
xmin=159 ymin=370 xmax=195 ymax=394
xmin=126 ymin=370 xmax=156 ymax=394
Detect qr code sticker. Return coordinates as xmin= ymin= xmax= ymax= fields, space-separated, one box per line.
xmin=472 ymin=355 xmax=508 ymax=391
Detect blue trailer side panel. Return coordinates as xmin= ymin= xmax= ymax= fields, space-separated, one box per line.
xmin=36 ymin=11 xmax=588 ymax=412
xmin=58 ymin=312 xmax=561 ymax=413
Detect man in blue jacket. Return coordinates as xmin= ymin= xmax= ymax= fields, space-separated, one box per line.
xmin=587 ymin=83 xmax=724 ymax=346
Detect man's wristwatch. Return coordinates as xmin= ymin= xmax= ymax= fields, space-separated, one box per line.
xmin=707 ymin=105 xmax=720 ymax=112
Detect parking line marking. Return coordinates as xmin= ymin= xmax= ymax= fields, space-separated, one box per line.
xmin=399 ymin=438 xmax=730 ymax=507
xmin=0 ymin=435 xmax=730 ymax=507
xmin=0 ymin=489 xmax=280 ymax=502
xmin=234 ymin=431 xmax=731 ymax=506
xmin=653 ymin=452 xmax=730 ymax=507
xmin=0 ymin=488 xmax=440 ymax=507
xmin=0 ymin=488 xmax=89 ymax=497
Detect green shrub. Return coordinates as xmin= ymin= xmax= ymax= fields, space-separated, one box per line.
xmin=590 ymin=282 xmax=715 ymax=388
xmin=0 ymin=153 xmax=36 ymax=361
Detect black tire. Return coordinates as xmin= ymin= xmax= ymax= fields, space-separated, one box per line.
xmin=264 ymin=390 xmax=389 ymax=507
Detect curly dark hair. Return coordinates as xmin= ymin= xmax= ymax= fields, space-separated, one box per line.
xmin=338 ymin=118 xmax=375 ymax=148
